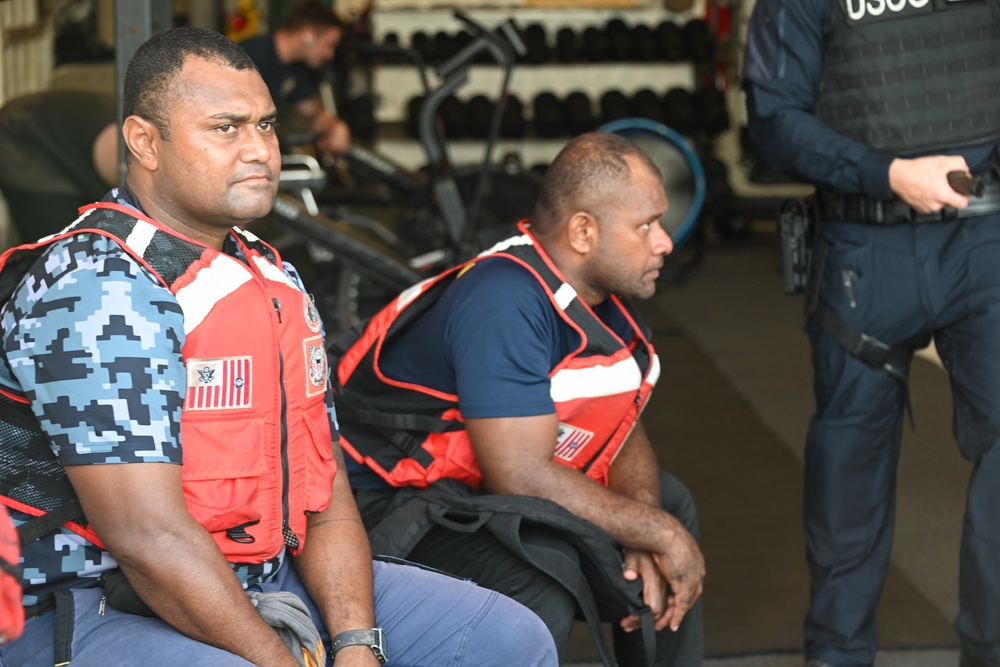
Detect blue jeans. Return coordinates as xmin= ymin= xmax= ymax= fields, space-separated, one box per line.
xmin=0 ymin=559 xmax=557 ymax=666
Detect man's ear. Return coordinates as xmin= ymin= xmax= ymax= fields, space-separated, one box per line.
xmin=567 ymin=211 xmax=597 ymax=255
xmin=121 ymin=115 xmax=159 ymax=171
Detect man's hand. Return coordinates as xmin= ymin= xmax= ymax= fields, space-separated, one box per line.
xmin=619 ymin=533 xmax=705 ymax=633
xmin=650 ymin=524 xmax=705 ymax=632
xmin=315 ymin=115 xmax=351 ymax=154
xmin=620 ymin=549 xmax=668 ymax=632
xmin=889 ymin=155 xmax=971 ymax=213
xmin=296 ymin=97 xmax=352 ymax=154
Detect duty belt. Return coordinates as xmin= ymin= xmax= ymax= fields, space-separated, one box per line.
xmin=820 ymin=173 xmax=1000 ymax=224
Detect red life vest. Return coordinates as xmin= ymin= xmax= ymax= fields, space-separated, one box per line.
xmin=335 ymin=221 xmax=659 ymax=490
xmin=0 ymin=504 xmax=23 ymax=644
xmin=0 ymin=203 xmax=337 ymax=562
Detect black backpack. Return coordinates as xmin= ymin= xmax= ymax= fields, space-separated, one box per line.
xmin=367 ymin=479 xmax=655 ymax=667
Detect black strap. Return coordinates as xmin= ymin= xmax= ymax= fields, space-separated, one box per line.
xmin=23 ymin=595 xmax=54 ymax=620
xmin=335 ymin=389 xmax=463 ymax=435
xmin=813 ymin=304 xmax=915 ymax=428
xmin=52 ymin=588 xmax=75 ymax=666
xmin=0 ymin=556 xmax=22 ymax=581
xmin=16 ymin=501 xmax=86 ymax=547
xmin=334 ymin=390 xmax=447 ymax=470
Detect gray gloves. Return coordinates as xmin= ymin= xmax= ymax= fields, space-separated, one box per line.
xmin=247 ymin=590 xmax=326 ymax=667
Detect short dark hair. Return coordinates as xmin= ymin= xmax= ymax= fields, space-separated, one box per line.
xmin=123 ymin=27 xmax=257 ymax=140
xmin=532 ymin=132 xmax=662 ymax=234
xmin=283 ymin=1 xmax=343 ymax=32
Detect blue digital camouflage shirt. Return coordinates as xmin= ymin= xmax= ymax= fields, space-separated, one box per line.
xmin=0 ymin=191 xmax=328 ymax=604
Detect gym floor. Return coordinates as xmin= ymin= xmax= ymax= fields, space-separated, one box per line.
xmin=565 ymin=230 xmax=966 ymax=667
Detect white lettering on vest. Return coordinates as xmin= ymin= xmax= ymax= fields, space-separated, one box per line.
xmin=845 ymin=0 xmax=931 ymax=20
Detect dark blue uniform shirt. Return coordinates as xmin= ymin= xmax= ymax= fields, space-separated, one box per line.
xmin=742 ymin=0 xmax=997 ymax=198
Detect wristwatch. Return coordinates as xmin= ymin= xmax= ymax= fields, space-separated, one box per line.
xmin=330 ymin=627 xmax=389 ymax=664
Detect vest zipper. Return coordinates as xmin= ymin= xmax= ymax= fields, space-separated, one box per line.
xmin=278 ymin=348 xmax=295 ymax=549
xmin=272 ymin=297 xmax=296 ymax=551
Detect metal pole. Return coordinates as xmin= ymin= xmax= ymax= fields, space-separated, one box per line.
xmin=115 ymin=0 xmax=172 ymax=184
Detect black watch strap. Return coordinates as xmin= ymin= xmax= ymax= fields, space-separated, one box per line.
xmin=330 ymin=627 xmax=389 ymax=663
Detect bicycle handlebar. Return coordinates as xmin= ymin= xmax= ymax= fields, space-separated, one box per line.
xmin=452 ymin=10 xmax=527 ymax=59
xmin=436 ymin=11 xmax=523 ymax=77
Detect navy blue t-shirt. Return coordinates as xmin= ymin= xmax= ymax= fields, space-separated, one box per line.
xmin=346 ymin=256 xmax=634 ymax=489
xmin=241 ymin=34 xmax=317 ymax=106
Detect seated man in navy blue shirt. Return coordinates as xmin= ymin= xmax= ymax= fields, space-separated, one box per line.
xmin=240 ymin=0 xmax=350 ymax=154
xmin=336 ymin=131 xmax=705 ymax=667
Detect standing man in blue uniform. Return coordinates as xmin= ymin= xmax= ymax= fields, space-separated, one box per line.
xmin=743 ymin=1 xmax=1000 ymax=666
xmin=240 ymin=0 xmax=351 ymax=154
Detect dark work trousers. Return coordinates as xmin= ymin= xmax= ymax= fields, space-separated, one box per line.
xmin=803 ymin=212 xmax=1000 ymax=667
xmin=355 ymin=470 xmax=703 ymax=667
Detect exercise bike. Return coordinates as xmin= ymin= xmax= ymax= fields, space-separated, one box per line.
xmin=263 ymin=10 xmax=541 ymax=336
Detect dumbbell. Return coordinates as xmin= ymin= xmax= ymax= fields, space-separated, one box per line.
xmin=631 ymin=24 xmax=659 ymax=61
xmin=683 ymin=19 xmax=716 ymax=64
xmin=466 ymin=95 xmax=496 ymax=140
xmin=556 ymin=27 xmax=580 ymax=63
xmin=655 ymin=20 xmax=686 ymax=61
xmin=410 ymin=31 xmax=434 ymax=63
xmin=500 ymin=94 xmax=527 ymax=139
xmin=523 ymin=23 xmax=550 ymax=64
xmin=582 ymin=26 xmax=609 ymax=62
xmin=380 ymin=32 xmax=401 ymax=64
xmin=632 ymin=88 xmax=665 ymax=123
xmin=693 ymin=85 xmax=730 ymax=136
xmin=344 ymin=94 xmax=377 ymax=143
xmin=434 ymin=30 xmax=457 ymax=63
xmin=600 ymin=90 xmax=632 ymax=125
xmin=439 ymin=95 xmax=469 ymax=139
xmin=533 ymin=92 xmax=566 ymax=138
xmin=605 ymin=19 xmax=632 ymax=61
xmin=406 ymin=95 xmax=424 ymax=139
xmin=662 ymin=87 xmax=699 ymax=136
xmin=700 ymin=155 xmax=740 ymax=235
xmin=564 ymin=91 xmax=598 ymax=136
xmin=453 ymin=30 xmax=473 ymax=60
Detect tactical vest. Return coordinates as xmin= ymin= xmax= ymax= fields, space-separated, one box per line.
xmin=815 ymin=0 xmax=1000 ymax=153
xmin=0 ymin=203 xmax=337 ymax=562
xmin=335 ymin=223 xmax=660 ymax=490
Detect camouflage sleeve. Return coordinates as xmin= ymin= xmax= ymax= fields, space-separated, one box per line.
xmin=1 ymin=234 xmax=185 ymax=466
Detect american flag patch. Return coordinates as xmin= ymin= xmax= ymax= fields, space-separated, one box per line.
xmin=185 ymin=357 xmax=252 ymax=411
xmin=554 ymin=422 xmax=595 ymax=462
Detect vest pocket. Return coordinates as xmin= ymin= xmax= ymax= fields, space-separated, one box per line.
xmin=301 ymin=411 xmax=336 ymax=513
xmin=180 ymin=422 xmax=268 ymax=535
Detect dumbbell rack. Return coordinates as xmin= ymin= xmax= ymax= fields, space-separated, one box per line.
xmin=361 ymin=4 xmax=705 ymax=171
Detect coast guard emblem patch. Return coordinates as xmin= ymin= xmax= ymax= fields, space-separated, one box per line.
xmin=304 ymin=335 xmax=327 ymax=397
